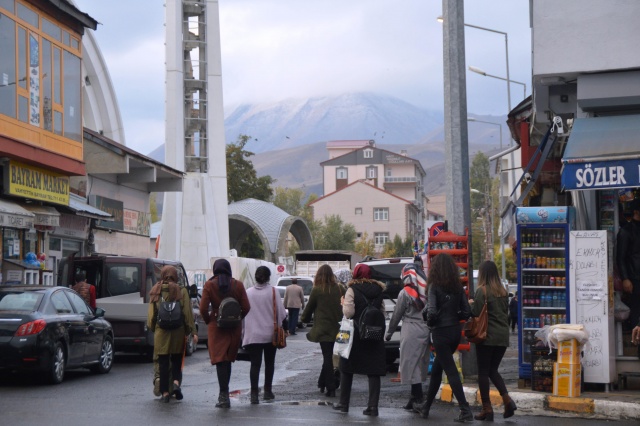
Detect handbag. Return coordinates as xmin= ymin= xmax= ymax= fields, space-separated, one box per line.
xmin=272 ymin=288 xmax=287 ymax=349
xmin=333 ymin=317 xmax=354 ymax=359
xmin=464 ymin=286 xmax=488 ymax=344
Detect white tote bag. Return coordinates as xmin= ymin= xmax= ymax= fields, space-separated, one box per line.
xmin=333 ymin=317 xmax=354 ymax=359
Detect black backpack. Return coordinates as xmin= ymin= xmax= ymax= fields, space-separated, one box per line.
xmin=157 ymin=296 xmax=183 ymax=330
xmin=355 ymin=288 xmax=386 ymax=341
xmin=217 ymin=280 xmax=242 ymax=328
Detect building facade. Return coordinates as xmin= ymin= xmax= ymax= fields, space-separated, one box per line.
xmin=315 ymin=140 xmax=427 ymax=251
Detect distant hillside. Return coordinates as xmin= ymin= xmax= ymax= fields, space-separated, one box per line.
xmin=146 ymin=92 xmax=508 ymax=198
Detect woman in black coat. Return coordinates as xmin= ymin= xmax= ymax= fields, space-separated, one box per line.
xmin=333 ymin=263 xmax=386 ymax=417
xmin=415 ymin=254 xmax=473 ymax=422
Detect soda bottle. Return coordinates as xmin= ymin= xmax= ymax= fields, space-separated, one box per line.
xmin=552 ymin=291 xmax=558 ymax=307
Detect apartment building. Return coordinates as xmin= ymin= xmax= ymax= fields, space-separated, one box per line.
xmin=312 ymin=140 xmax=427 ymax=250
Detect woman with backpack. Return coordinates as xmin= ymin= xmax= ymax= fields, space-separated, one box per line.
xmin=147 ymin=265 xmax=197 ymax=403
xmin=200 ymin=258 xmax=251 ymax=409
xmin=301 ymin=264 xmax=344 ymax=397
xmin=242 ymin=266 xmax=288 ymax=404
xmin=415 ymin=253 xmax=472 ymax=422
xmin=333 ymin=263 xmax=386 ymax=417
xmin=471 ymin=260 xmax=516 ymax=421
xmin=385 ymin=262 xmax=430 ymax=410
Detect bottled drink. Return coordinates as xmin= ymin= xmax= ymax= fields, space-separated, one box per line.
xmin=550 ymin=276 xmax=555 ymax=287
xmin=552 ymin=291 xmax=558 ymax=307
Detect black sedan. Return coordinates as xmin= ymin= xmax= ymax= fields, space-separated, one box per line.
xmin=0 ymin=285 xmax=114 ymax=384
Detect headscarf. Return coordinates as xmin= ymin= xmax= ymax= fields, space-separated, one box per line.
xmin=334 ymin=268 xmax=353 ymax=285
xmin=401 ymin=263 xmax=427 ymax=310
xmin=353 ymin=263 xmax=372 ymax=280
xmin=213 ymin=258 xmax=232 ymax=293
xmin=149 ymin=265 xmax=180 ymax=302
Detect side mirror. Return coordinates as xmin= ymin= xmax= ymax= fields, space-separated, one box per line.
xmin=189 ymin=284 xmax=198 ymax=298
xmin=94 ymin=307 xmax=106 ymax=318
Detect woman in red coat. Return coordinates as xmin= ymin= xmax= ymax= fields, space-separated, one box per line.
xmin=199 ymin=259 xmax=250 ymax=408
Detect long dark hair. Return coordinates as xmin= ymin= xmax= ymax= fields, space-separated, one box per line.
xmin=478 ymin=260 xmax=507 ymax=297
xmin=427 ymin=253 xmax=463 ymax=294
xmin=314 ymin=264 xmax=338 ymax=292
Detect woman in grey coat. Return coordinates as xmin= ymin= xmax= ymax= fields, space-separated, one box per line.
xmin=385 ymin=263 xmax=430 ymax=409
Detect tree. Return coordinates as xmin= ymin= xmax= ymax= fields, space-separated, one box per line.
xmin=226 ymin=134 xmax=274 ymax=203
xmin=355 ymin=232 xmax=376 ymax=257
xmin=381 ymin=241 xmax=396 ymax=258
xmin=272 ymin=187 xmax=306 ymax=217
xmin=149 ymin=192 xmax=159 ymax=223
xmin=494 ymin=247 xmax=517 ymax=282
xmin=469 ymin=152 xmax=492 ymax=269
xmin=314 ymin=215 xmax=356 ymax=250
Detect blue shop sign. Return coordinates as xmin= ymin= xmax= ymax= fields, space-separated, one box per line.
xmin=561 ymin=159 xmax=640 ymax=190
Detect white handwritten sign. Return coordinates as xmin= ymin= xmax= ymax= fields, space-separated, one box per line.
xmin=569 ymin=230 xmax=614 ymax=384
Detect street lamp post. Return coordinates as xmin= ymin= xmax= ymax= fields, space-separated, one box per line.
xmin=439 ymin=15 xmax=518 ymax=282
xmin=468 ymin=66 xmax=527 ymax=106
xmin=467 ymin=117 xmax=503 ymax=150
xmin=471 ymin=188 xmax=493 ymax=261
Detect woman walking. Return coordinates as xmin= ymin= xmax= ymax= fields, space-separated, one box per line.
xmin=416 ymin=253 xmax=473 ymax=422
xmin=199 ymin=259 xmax=251 ymax=409
xmin=243 ymin=266 xmax=288 ymax=404
xmin=471 ymin=260 xmax=516 ymax=421
xmin=301 ymin=264 xmax=344 ymax=397
xmin=147 ymin=265 xmax=197 ymax=403
xmin=333 ymin=264 xmax=386 ymax=416
xmin=385 ymin=263 xmax=430 ymax=409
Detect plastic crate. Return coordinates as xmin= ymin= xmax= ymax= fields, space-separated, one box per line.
xmin=531 ymin=345 xmax=557 ymax=393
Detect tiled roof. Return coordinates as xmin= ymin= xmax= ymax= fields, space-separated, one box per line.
xmin=228 ymin=199 xmax=291 ymax=253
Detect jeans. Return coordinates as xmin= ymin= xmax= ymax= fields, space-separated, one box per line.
xmin=476 ymin=345 xmax=508 ymax=403
xmin=425 ymin=324 xmax=467 ymax=407
xmin=318 ymin=341 xmax=336 ymax=391
xmin=246 ymin=343 xmax=277 ymax=390
xmin=287 ymin=308 xmax=300 ymax=334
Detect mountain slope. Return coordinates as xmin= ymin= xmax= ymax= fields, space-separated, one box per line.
xmin=224 ymin=92 xmax=444 ymax=153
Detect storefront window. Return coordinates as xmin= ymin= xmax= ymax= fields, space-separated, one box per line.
xmin=0 ymin=13 xmax=16 ymax=119
xmin=42 ymin=38 xmax=52 ymax=131
xmin=16 ymin=2 xmax=37 ymax=28
xmin=3 ymin=228 xmax=21 ymax=259
xmin=0 ymin=0 xmax=15 ymax=14
xmin=62 ymin=239 xmax=81 ymax=258
xmin=63 ymin=51 xmax=81 ymax=141
xmin=22 ymin=228 xmax=37 ymax=257
xmin=17 ymin=25 xmax=25 ymax=89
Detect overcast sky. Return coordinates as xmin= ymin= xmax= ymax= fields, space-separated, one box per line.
xmin=74 ymin=0 xmax=531 ymax=156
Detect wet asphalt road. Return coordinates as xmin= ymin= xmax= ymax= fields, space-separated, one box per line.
xmin=0 ymin=329 xmax=635 ymax=425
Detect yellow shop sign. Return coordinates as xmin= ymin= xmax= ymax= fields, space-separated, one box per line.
xmin=6 ymin=160 xmax=70 ymax=206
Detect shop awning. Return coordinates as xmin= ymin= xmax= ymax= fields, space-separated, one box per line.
xmin=21 ymin=204 xmax=60 ymax=227
xmin=68 ymin=193 xmax=113 ymax=221
xmin=0 ymin=198 xmax=35 ymax=229
xmin=561 ymin=115 xmax=640 ymax=190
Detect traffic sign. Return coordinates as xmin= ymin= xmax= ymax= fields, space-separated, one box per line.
xmin=277 ymin=264 xmax=285 ymax=273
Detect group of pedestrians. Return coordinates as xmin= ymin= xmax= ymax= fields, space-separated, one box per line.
xmin=144 ymin=254 xmax=517 ymax=422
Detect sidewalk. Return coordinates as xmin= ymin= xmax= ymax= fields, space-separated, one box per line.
xmin=435 ymin=332 xmax=640 ymax=421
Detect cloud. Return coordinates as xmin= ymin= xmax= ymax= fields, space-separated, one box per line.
xmin=74 ymin=0 xmax=532 ymax=155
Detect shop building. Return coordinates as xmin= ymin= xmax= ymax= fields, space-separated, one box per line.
xmin=0 ymin=0 xmax=100 ymax=284
xmin=515 ymin=0 xmax=640 ymax=386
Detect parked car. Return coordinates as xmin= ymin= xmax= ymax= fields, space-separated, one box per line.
xmin=0 ymin=285 xmax=114 ymax=384
xmin=186 ymin=285 xmax=208 ymax=354
xmin=353 ymin=257 xmax=416 ymax=366
xmin=276 ymin=276 xmax=313 ymax=327
xmin=57 ymin=255 xmax=190 ymax=358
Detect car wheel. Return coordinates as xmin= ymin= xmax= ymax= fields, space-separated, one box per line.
xmin=49 ymin=342 xmax=65 ymax=384
xmin=185 ymin=334 xmax=195 ymax=356
xmin=91 ymin=336 xmax=114 ymax=374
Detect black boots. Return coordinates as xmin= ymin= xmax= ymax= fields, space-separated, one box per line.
xmin=362 ymin=376 xmax=380 ymax=416
xmin=413 ymin=400 xmax=432 ymax=419
xmin=333 ymin=372 xmax=352 ymax=413
xmin=475 ymin=401 xmax=494 ymax=421
xmin=215 ymin=391 xmax=230 ymax=408
xmin=454 ymin=402 xmax=474 ymax=423
xmin=502 ymin=394 xmax=517 ymax=418
xmin=250 ymin=389 xmax=259 ymax=404
xmin=263 ymin=387 xmax=275 ymax=401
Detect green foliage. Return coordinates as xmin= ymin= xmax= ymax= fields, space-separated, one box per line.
xmin=272 ymin=186 xmax=306 ymax=217
xmin=469 ymin=152 xmax=493 ymax=268
xmin=226 ymin=135 xmax=274 ymax=203
xmin=494 ymin=247 xmax=517 ymax=282
xmin=381 ymin=241 xmax=396 ymax=258
xmin=314 ymin=215 xmax=356 ymax=250
xmin=239 ymin=232 xmax=265 ymax=259
xmin=354 ymin=232 xmax=376 ymax=257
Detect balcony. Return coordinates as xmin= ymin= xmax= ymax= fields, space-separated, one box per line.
xmin=384 ymin=176 xmax=417 ymax=184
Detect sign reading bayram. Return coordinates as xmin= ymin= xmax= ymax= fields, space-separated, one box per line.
xmin=5 ymin=160 xmax=70 ymax=205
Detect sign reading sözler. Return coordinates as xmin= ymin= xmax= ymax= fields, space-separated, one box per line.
xmin=561 ymin=158 xmax=640 ymax=190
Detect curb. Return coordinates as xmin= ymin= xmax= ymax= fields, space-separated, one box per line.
xmin=436 ymin=384 xmax=640 ymax=420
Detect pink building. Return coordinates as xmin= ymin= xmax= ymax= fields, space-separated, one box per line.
xmin=311 ymin=140 xmax=428 ymax=250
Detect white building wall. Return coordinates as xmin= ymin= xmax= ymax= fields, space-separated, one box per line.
xmin=532 ymin=0 xmax=640 ymax=77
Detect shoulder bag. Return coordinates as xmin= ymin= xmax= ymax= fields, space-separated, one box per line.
xmin=464 ymin=286 xmax=488 ymax=344
xmin=272 ymin=288 xmax=287 ymax=349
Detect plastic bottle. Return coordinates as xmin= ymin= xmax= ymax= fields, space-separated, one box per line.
xmin=552 ymin=291 xmax=558 ymax=307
